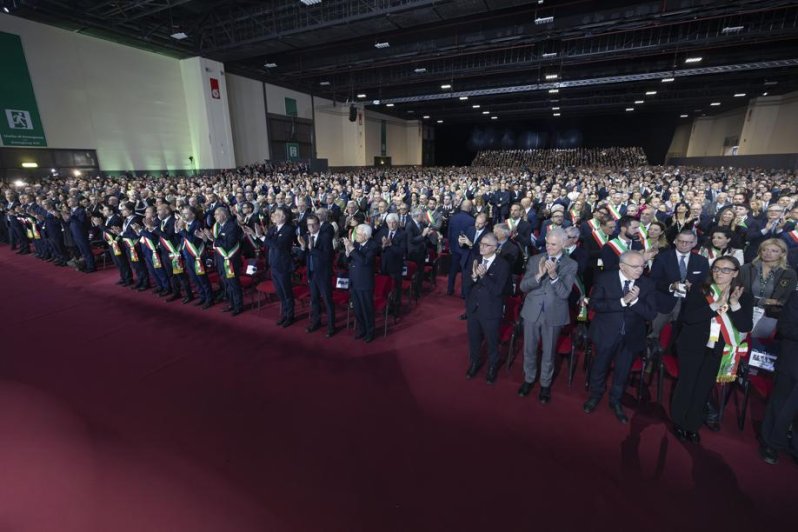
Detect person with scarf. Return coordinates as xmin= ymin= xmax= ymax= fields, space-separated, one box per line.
xmin=670 ymin=256 xmax=753 ymax=443
xmin=178 ymin=206 xmax=214 ymax=309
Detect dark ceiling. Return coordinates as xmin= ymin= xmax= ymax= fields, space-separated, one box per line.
xmin=8 ymin=0 xmax=798 ymax=123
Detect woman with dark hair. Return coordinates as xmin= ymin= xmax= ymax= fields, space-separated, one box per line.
xmin=699 ymin=227 xmax=744 ymax=266
xmin=666 ymin=201 xmax=695 ymax=243
xmin=671 ymin=256 xmax=753 ymax=443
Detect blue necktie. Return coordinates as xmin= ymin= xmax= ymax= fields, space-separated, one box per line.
xmin=679 ymin=254 xmax=687 ymax=281
xmin=308 ymin=234 xmax=315 ymax=272
xmin=621 ymin=280 xmax=631 ymax=335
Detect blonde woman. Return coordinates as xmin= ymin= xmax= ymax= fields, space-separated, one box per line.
xmin=739 ymin=238 xmax=797 ymax=318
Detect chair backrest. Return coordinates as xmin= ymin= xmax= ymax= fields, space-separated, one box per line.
xmin=374 ymin=274 xmax=393 ymax=299
xmin=659 ymin=322 xmax=673 ymax=350
xmin=503 ymin=295 xmax=523 ymax=322
xmin=403 ymin=261 xmax=418 ymax=278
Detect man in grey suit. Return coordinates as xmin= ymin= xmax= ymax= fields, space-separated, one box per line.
xmin=518 ymin=227 xmax=577 ymax=404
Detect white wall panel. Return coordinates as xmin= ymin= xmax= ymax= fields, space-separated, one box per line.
xmin=227 ymin=74 xmax=269 ymax=165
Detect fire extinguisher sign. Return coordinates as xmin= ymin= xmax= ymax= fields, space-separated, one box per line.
xmin=209 ymin=78 xmax=220 ymax=99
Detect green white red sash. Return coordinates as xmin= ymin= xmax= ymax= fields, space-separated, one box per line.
xmin=140 ymin=236 xmax=162 ymax=268
xmin=159 ymin=237 xmax=184 ymax=273
xmin=507 ymin=218 xmax=519 ymax=232
xmin=588 ymin=218 xmax=600 ymax=231
xmin=183 ymin=238 xmax=206 ymax=275
xmin=702 ymin=247 xmax=721 ymax=261
xmin=215 ymin=243 xmax=240 ymax=278
xmin=569 ymin=209 xmax=580 ymax=225
xmin=591 ymin=229 xmax=609 ymax=247
xmin=424 ymin=210 xmax=437 ymax=226
xmin=606 ymin=237 xmax=629 ymax=256
xmin=786 ymin=229 xmax=798 ymax=245
xmin=607 ymin=204 xmax=622 ymax=220
xmin=30 ymin=221 xmax=41 ymax=240
xmin=104 ymin=231 xmax=122 ymax=256
xmin=123 ymin=237 xmax=140 ymax=262
xmin=706 ymin=284 xmax=748 ymax=383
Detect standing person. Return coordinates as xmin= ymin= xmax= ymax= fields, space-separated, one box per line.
xmin=62 ymin=196 xmax=95 ymax=273
xmin=156 ymin=203 xmax=192 ymax=303
xmin=584 ymin=250 xmax=657 ymax=423
xmin=344 ymin=224 xmax=378 ymax=343
xmin=298 ymin=214 xmax=336 ymax=338
xmin=447 ymin=200 xmax=475 ymax=297
xmin=375 ymin=213 xmax=407 ymax=314
xmin=204 ymin=206 xmax=244 ymax=316
xmin=464 ymin=233 xmax=512 ymax=384
xmin=178 ymin=206 xmax=214 ymax=309
xmin=759 ymin=291 xmax=798 ymax=464
xmin=739 ymin=238 xmax=797 ymax=319
xmin=263 ymin=207 xmax=296 ymax=327
xmin=117 ymin=201 xmax=148 ymax=290
xmin=518 ymin=228 xmax=577 ymax=403
xmin=600 ymin=215 xmax=644 ymax=271
xmin=99 ymin=204 xmax=130 ymax=285
xmin=670 ymin=256 xmax=753 ymax=443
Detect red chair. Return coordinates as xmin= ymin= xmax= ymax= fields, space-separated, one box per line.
xmin=424 ymin=249 xmax=440 ymax=287
xmin=373 ymin=274 xmax=394 ymax=337
xmin=91 ymin=245 xmax=108 ymax=269
xmin=291 ymin=267 xmax=311 ymax=308
xmin=556 ymin=330 xmax=577 ymax=387
xmin=655 ymin=323 xmax=677 ymax=403
xmin=500 ymin=295 xmax=524 ymax=369
xmin=401 ymin=261 xmax=419 ymax=305
xmin=736 ymin=369 xmax=774 ymax=431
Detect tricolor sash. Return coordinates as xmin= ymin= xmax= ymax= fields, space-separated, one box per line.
xmin=160 ymin=237 xmax=184 ymax=273
xmin=569 ymin=209 xmax=580 ymax=226
xmin=587 ymin=218 xmax=600 ymax=232
xmin=425 ymin=210 xmax=437 ymax=226
xmin=216 ymin=243 xmax=240 ymax=279
xmin=104 ymin=231 xmax=122 ymax=256
xmin=139 ymin=236 xmax=162 ymax=268
xmin=607 ymin=204 xmax=622 ymax=220
xmin=606 ymin=237 xmax=629 ymax=256
xmin=701 ymin=247 xmax=721 ymax=261
xmin=786 ymin=229 xmax=798 ymax=246
xmin=183 ymin=239 xmax=206 ymax=275
xmin=123 ymin=237 xmax=140 ymax=262
xmin=30 ymin=222 xmax=41 ymax=240
xmin=591 ymin=229 xmax=609 ymax=247
xmin=706 ymin=284 xmax=748 ymax=383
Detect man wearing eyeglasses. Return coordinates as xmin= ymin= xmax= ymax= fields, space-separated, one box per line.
xmin=464 ymin=233 xmax=512 ymax=384
xmin=584 ymin=250 xmax=657 ymax=423
xmin=649 ymin=230 xmax=709 ymax=341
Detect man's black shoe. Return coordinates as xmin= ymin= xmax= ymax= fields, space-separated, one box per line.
xmin=231 ymin=309 xmax=242 ymax=317
xmin=609 ymin=402 xmax=628 ymax=424
xmin=326 ymin=329 xmax=336 ymax=338
xmin=518 ymin=381 xmax=533 ymax=397
xmin=364 ymin=335 xmax=374 ymax=344
xmin=759 ymin=445 xmax=778 ymax=465
xmin=222 ymin=306 xmax=233 ymax=313
xmin=306 ymin=324 xmax=321 ymax=333
xmin=166 ymin=294 xmax=180 ymax=302
xmin=466 ymin=362 xmax=482 ymax=379
xmin=539 ymin=386 xmax=552 ymax=405
xmin=281 ymin=318 xmax=294 ymax=328
xmin=182 ymin=297 xmax=194 ymax=304
xmin=201 ymin=301 xmax=212 ymax=310
xmin=583 ymin=397 xmax=600 ymax=414
xmin=687 ymin=431 xmax=701 ymax=444
xmin=485 ymin=364 xmax=498 ymax=384
xmin=353 ymin=332 xmax=365 ymax=340
xmin=276 ymin=317 xmax=286 ymax=326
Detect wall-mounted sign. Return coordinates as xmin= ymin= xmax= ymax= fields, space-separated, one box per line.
xmin=209 ymin=78 xmax=220 ymax=99
xmin=0 ymin=32 xmax=47 ymax=147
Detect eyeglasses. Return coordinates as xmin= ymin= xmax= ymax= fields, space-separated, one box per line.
xmin=620 ymin=262 xmax=645 ymax=269
xmin=479 ymin=243 xmax=497 ymax=248
xmin=711 ymin=266 xmax=737 ymax=274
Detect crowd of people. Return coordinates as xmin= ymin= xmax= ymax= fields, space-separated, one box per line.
xmin=2 ymin=149 xmax=798 ymax=466
xmin=471 ymin=146 xmax=648 ymax=168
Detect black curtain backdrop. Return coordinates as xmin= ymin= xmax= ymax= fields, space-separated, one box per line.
xmin=434 ymin=111 xmax=680 ymax=166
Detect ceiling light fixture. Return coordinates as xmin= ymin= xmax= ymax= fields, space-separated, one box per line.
xmin=385 ymin=103 xmax=394 ymax=107
xmin=21 ymin=162 xmax=38 ymax=168
xmin=472 ymin=104 xmax=481 ymax=109
xmin=685 ymin=57 xmax=703 ymax=64
xmin=661 ymin=77 xmax=675 ymax=83
xmin=762 ymin=92 xmax=768 ymax=96
xmin=625 ymin=108 xmax=634 ymax=111
xmin=645 ymin=90 xmax=657 ymax=95
xmin=721 ymin=26 xmax=744 ymax=33
xmin=634 ymin=100 xmax=644 ymax=104
xmin=552 ymin=106 xmax=560 ymax=110
xmin=440 ymin=84 xmax=452 ymax=89
xmin=319 ymin=81 xmax=331 ymax=86
xmin=357 ymin=93 xmax=366 ymax=98
xmin=374 ymin=42 xmax=390 ymax=49
xmin=542 ymin=52 xmax=557 ymax=58
xmin=422 ymin=115 xmax=430 ymax=119
xmin=170 ymin=32 xmax=188 ymax=40
xmin=534 ymin=16 xmax=554 ymax=24
xmin=414 ymin=67 xmax=427 ymax=73
xmin=548 ymin=89 xmax=559 ymax=94
xmin=553 ymin=113 xmax=560 ymax=116
xmin=372 ymin=99 xmax=381 ymax=105
xmin=436 ymin=119 xmax=443 ymax=123
xmin=264 ymin=62 xmax=277 ymax=68
xmin=490 ymin=116 xmax=498 ymax=120
xmin=734 ymin=93 xmax=746 ymax=97
xmin=710 ymin=102 xmax=721 ymax=106
xmin=545 ymin=74 xmax=558 ymax=80
xmin=680 ymin=114 xmax=688 ymax=117
xmin=299 ymin=0 xmax=322 ymax=5
xmin=482 ymin=111 xmax=490 ymax=114
xmin=459 ymin=96 xmax=469 ymax=100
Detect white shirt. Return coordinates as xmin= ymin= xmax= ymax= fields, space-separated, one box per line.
xmin=618 ymin=271 xmax=638 ymax=307
xmin=480 ymin=254 xmax=496 ymax=271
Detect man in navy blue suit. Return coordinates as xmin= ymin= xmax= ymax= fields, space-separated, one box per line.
xmin=345 ymin=224 xmax=378 ymax=343
xmin=648 ymin=230 xmax=709 ymax=340
xmin=62 ymin=196 xmax=95 ymax=273
xmin=600 ymin=215 xmax=643 ymax=271
xmin=584 ymin=250 xmax=657 ymax=423
xmin=447 ymin=199 xmax=475 ymax=297
xmin=375 ymin=213 xmax=407 ymax=314
xmin=298 ymin=214 xmax=336 ymax=337
xmin=203 ymin=206 xmax=244 ymax=316
xmin=464 ymin=232 xmax=512 ymax=384
xmin=458 ymin=212 xmax=490 ymax=319
xmin=262 ymin=206 xmax=296 ymax=327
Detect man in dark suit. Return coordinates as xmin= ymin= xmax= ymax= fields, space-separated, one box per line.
xmin=464 ymin=232 xmax=512 ymax=384
xmin=406 ymin=210 xmax=436 ymax=298
xmin=263 ymin=206 xmax=296 ymax=327
xmin=518 ymin=228 xmax=577 ymax=403
xmin=179 ymin=206 xmax=214 ymax=309
xmin=204 ymin=206 xmax=244 ymax=316
xmin=345 ymin=224 xmax=378 ymax=343
xmin=99 ymin=204 xmax=130 ymax=285
xmin=584 ymin=250 xmax=657 ymax=423
xmin=760 ymin=291 xmax=798 ymax=464
xmin=447 ymin=200 xmax=475 ymax=297
xmin=457 ymin=212 xmax=490 ymax=319
xmin=494 ymin=223 xmax=523 ymax=276
xmin=117 ymin=201 xmax=148 ymax=290
xmin=507 ymin=203 xmax=533 ymax=258
xmin=156 ymin=203 xmax=193 ymax=303
xmin=600 ymin=215 xmax=643 ymax=271
xmin=746 ymin=205 xmax=787 ymax=262
xmin=649 ymin=230 xmax=709 ymax=340
xmin=376 ymin=213 xmax=407 ymax=313
xmin=299 ymin=214 xmax=336 ymax=337
xmin=63 ymin=196 xmax=95 ymax=273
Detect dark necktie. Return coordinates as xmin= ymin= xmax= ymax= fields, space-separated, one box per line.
xmin=308 ymin=235 xmax=315 ymax=272
xmin=621 ymin=280 xmax=631 ymax=335
xmin=678 ymin=254 xmax=687 ymax=281
xmin=623 ymin=279 xmax=631 ymax=296
xmin=389 ymin=231 xmax=394 ymax=240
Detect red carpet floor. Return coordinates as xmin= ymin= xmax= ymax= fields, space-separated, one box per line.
xmin=1 ymin=247 xmax=796 ymax=531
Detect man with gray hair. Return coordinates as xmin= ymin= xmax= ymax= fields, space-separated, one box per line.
xmin=344 ymin=224 xmax=378 ymax=342
xmin=518 ymin=227 xmax=577 ymax=403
